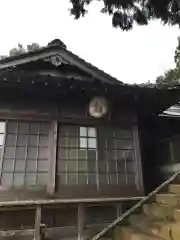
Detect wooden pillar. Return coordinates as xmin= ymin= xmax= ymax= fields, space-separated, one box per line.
xmin=34 ymin=205 xmax=42 ymax=240
xmin=78 ymin=204 xmax=85 ymax=240
xmin=47 ymin=120 xmax=58 ymax=195
xmin=133 ymin=125 xmax=144 ymax=194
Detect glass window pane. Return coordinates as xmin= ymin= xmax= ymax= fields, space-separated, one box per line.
xmin=4 ymin=147 xmax=15 ymax=158
xmin=108 ymin=160 xmax=116 ymax=172
xmin=7 ymin=122 xmax=17 ymax=134
xmin=88 ymin=160 xmax=96 ymax=172
xmin=57 ymin=174 xmax=66 ymax=185
xmin=37 ymin=173 xmax=47 ymax=185
xmin=57 ymin=148 xmax=67 ymax=159
xmin=39 ymin=123 xmax=49 ymax=135
xmin=1 ymin=173 xmax=13 ymax=187
xmin=25 ymin=173 xmax=36 ymax=185
xmin=69 ymin=149 xmax=78 ymax=159
xmin=87 ymin=150 xmax=96 ymax=160
xmin=109 ymin=174 xmax=117 ymax=184
xmin=80 ymin=138 xmax=87 ymax=148
xmin=79 ymin=150 xmax=86 ymax=159
xmin=19 ymin=123 xmax=29 ymax=134
xmin=99 ymin=174 xmax=108 ymax=185
xmin=26 ymin=160 xmax=37 ymax=172
xmin=58 ymin=137 xmax=67 ymax=147
xmin=78 ymin=160 xmax=87 ymax=172
xmin=6 ymin=134 xmax=16 ymax=146
xmin=69 ymin=138 xmax=78 ymax=148
xmin=116 ymin=139 xmax=133 ymax=150
xmin=15 ymin=160 xmax=26 ymax=172
xmin=88 ymin=138 xmax=97 ymax=149
xmin=2 ymin=159 xmax=14 ymax=172
xmin=102 ymin=151 xmax=108 ymax=162
xmin=0 ymin=122 xmax=5 ymax=134
xmin=108 ymin=139 xmax=115 ymax=149
xmin=0 ymin=147 xmax=2 ymax=157
xmin=108 ymin=151 xmax=116 ymax=160
xmin=126 ymin=150 xmax=134 ymax=161
xmin=38 ymin=147 xmax=48 ymax=159
xmin=118 ymin=174 xmax=126 ymax=184
xmin=29 ymin=135 xmax=38 ymax=146
xmin=38 ymin=160 xmax=48 ymax=172
xmin=27 ymin=147 xmax=37 ymax=159
xmin=126 ymin=161 xmax=135 ymax=173
xmin=117 ymin=150 xmax=125 ymax=160
xmin=67 ymin=160 xmax=77 ymax=172
xmin=78 ymin=174 xmax=87 ymax=184
xmin=57 ymin=160 xmax=66 ymax=172
xmin=29 ymin=123 xmax=39 ymax=134
xmin=117 ymin=161 xmax=125 ymax=172
xmin=17 ymin=135 xmax=28 ymax=146
xmin=99 ymin=161 xmax=107 ymax=173
xmin=39 ymin=136 xmax=49 ymax=147
xmin=88 ymin=174 xmax=96 ymax=184
xmin=67 ymin=174 xmax=77 ymax=185
xmin=0 ymin=134 xmax=4 ymax=145
xmin=88 ymin=128 xmax=96 ymax=137
xmin=13 ymin=174 xmax=24 ymax=187
xmin=16 ymin=147 xmax=26 ymax=158
xmin=80 ymin=127 xmax=87 ymax=137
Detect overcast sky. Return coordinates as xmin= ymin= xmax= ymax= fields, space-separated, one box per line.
xmin=0 ymin=0 xmax=179 ymax=84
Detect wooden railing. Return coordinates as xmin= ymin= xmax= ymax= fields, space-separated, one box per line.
xmin=0 ymin=196 xmax=144 ymax=240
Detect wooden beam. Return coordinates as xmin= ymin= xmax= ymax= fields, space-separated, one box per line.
xmin=47 ymin=120 xmax=58 ymax=195
xmin=34 ymin=205 xmax=42 ymax=240
xmin=78 ymin=204 xmax=85 ymax=240
xmin=0 ymin=229 xmax=34 ymax=237
xmin=0 ymin=196 xmax=144 ymax=209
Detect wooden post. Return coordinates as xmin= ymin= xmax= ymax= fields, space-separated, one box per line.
xmin=34 ymin=205 xmax=42 ymax=240
xmin=133 ymin=125 xmax=144 ymax=194
xmin=78 ymin=204 xmax=85 ymax=240
xmin=47 ymin=120 xmax=58 ymax=195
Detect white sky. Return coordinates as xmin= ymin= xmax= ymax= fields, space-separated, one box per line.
xmin=0 ymin=0 xmax=179 ymax=84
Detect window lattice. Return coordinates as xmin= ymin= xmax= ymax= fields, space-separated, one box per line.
xmin=0 ymin=122 xmax=136 ymax=189
xmin=57 ymin=125 xmax=136 ymax=186
xmin=0 ymin=121 xmax=50 ymax=188
xmin=57 ymin=126 xmax=98 ymax=185
xmin=98 ymin=127 xmax=136 ymax=185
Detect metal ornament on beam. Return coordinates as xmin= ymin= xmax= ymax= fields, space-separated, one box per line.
xmin=44 ymin=54 xmax=69 ymax=67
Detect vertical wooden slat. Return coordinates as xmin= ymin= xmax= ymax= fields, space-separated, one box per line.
xmin=36 ymin=122 xmax=40 ymax=185
xmin=12 ymin=121 xmax=18 ymax=185
xmin=47 ymin=120 xmax=58 ymax=195
xmin=133 ymin=124 xmax=144 ymax=194
xmin=95 ymin=127 xmax=99 ymax=189
xmin=78 ymin=203 xmax=85 ymax=240
xmin=34 ymin=205 xmax=42 ymax=240
xmin=0 ymin=120 xmax=7 ymax=181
